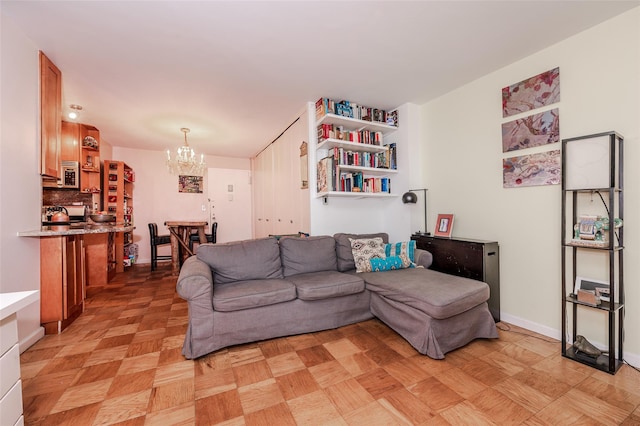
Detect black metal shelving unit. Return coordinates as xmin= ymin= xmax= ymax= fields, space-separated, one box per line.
xmin=561 ymin=131 xmax=624 ymax=375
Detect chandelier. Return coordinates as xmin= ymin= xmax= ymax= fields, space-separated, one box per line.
xmin=166 ymin=128 xmax=206 ymax=176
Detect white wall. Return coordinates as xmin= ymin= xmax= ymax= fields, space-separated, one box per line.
xmin=109 ymin=146 xmax=250 ymax=263
xmin=421 ymin=8 xmax=639 ymax=362
xmin=0 ymin=12 xmax=45 ymax=350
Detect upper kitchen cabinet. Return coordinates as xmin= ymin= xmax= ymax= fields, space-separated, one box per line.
xmin=61 ymin=121 xmax=80 ymax=162
xmin=39 ymin=51 xmax=62 ymax=179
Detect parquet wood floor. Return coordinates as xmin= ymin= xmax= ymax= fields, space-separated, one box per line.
xmin=20 ymin=263 xmax=640 ymax=425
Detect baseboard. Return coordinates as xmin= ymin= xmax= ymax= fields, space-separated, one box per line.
xmin=500 ymin=312 xmax=639 ymax=370
xmin=19 ymin=326 xmax=45 ymax=354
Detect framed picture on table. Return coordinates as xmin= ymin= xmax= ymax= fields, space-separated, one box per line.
xmin=434 ymin=214 xmax=454 ymax=237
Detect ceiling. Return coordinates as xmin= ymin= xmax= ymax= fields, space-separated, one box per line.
xmin=2 ymin=1 xmax=638 ymax=159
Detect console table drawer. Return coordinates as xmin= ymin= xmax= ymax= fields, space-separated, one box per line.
xmin=0 ymin=379 xmax=23 ymax=426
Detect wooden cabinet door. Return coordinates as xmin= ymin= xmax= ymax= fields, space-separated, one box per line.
xmin=61 ymin=121 xmax=80 ymax=163
xmin=39 ymin=51 xmax=62 ymax=178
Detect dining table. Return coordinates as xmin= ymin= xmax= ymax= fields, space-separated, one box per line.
xmin=164 ymin=221 xmax=208 ymax=275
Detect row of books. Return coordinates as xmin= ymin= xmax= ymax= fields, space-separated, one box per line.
xmin=329 ymin=147 xmax=390 ymax=169
xmin=317 ymin=156 xmax=392 ymax=194
xmin=315 ymin=98 xmax=398 ymax=127
xmin=341 ymin=174 xmax=391 ymax=194
xmin=317 ymin=123 xmax=383 ymax=145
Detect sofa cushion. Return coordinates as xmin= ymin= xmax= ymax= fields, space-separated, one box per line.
xmin=334 ymin=232 xmax=389 ymax=272
xmin=279 ymin=235 xmax=337 ymax=277
xmin=285 ymin=271 xmax=365 ymax=301
xmin=350 ymin=237 xmax=386 ymax=273
xmin=385 ymin=241 xmax=416 ymax=268
xmin=197 ymin=237 xmax=283 ymax=284
xmin=213 ymin=279 xmax=296 ymax=312
xmin=360 ymin=268 xmax=490 ymax=319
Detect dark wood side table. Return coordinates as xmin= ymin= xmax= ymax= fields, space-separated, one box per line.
xmin=164 ymin=221 xmax=208 ymax=275
xmin=411 ymin=234 xmax=500 ymax=322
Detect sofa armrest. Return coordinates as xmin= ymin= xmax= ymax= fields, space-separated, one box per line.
xmin=176 ymin=256 xmax=216 ymax=359
xmin=176 ymin=256 xmax=214 ymax=302
xmin=415 ymin=248 xmax=433 ymax=269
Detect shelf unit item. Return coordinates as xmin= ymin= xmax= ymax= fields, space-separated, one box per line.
xmin=80 ymin=125 xmax=102 ymax=208
xmin=561 ymin=131 xmax=624 ymax=375
xmin=315 ymin=101 xmax=398 ymax=199
xmin=104 ymin=160 xmax=134 ymax=272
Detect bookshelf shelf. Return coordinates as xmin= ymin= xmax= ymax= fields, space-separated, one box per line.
xmin=317 ymin=113 xmax=398 ymax=132
xmin=335 ymin=165 xmax=398 ymax=176
xmin=316 ymin=191 xmax=397 ymax=199
xmin=317 ymin=138 xmax=389 ymax=153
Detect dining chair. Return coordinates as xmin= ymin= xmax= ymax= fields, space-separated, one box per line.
xmin=148 ymin=223 xmax=172 ymax=271
xmin=189 ymin=221 xmax=217 ymax=251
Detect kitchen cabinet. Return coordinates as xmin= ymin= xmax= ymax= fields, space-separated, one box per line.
xmin=40 ymin=235 xmax=85 ymax=334
xmin=84 ymin=233 xmax=113 ymax=285
xmin=39 ymin=51 xmax=62 ymax=179
xmin=61 ymin=121 xmax=80 ymax=163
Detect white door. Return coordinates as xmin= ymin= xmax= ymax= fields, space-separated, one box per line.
xmin=207 ymin=168 xmax=253 ymax=243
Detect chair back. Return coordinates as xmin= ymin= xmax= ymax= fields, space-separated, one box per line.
xmin=149 ymin=223 xmax=159 ymax=241
xmin=210 ymin=222 xmax=218 ymax=244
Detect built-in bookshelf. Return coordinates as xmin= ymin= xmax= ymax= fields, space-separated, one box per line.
xmin=315 ymin=98 xmax=398 ymax=198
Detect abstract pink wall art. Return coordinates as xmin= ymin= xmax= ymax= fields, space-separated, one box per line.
xmin=502 ymin=108 xmax=560 ymax=152
xmin=502 ymin=67 xmax=560 ymax=117
xmin=503 ymin=149 xmax=561 ymax=188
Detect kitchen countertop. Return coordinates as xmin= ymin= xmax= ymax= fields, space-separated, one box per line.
xmin=17 ymin=223 xmax=134 ymax=237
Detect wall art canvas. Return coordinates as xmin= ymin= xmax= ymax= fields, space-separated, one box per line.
xmin=178 ymin=175 xmax=203 ymax=193
xmin=502 ymin=108 xmax=560 ymax=152
xmin=502 ymin=67 xmax=560 ymax=117
xmin=503 ymin=149 xmax=561 ymax=188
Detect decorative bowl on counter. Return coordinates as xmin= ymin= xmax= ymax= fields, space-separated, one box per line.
xmin=90 ymin=214 xmax=116 ymax=223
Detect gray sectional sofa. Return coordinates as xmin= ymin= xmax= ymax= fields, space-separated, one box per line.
xmin=176 ymin=232 xmax=498 ymax=360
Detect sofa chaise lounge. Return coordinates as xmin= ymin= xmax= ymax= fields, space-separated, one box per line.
xmin=176 ymin=233 xmax=498 ymax=360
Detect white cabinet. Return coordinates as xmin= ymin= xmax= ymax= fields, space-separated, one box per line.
xmin=252 ymin=117 xmax=310 ymax=238
xmin=0 ymin=291 xmax=39 ymax=426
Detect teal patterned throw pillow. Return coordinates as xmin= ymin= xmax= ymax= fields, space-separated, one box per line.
xmin=370 ymin=256 xmax=404 ymax=271
xmin=384 ymin=241 xmax=416 ymax=268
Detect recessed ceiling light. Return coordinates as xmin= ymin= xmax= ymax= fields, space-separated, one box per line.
xmin=68 ymin=104 xmax=83 ymax=120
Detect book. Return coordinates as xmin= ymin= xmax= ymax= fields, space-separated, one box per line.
xmin=317 ymin=156 xmax=334 ymax=193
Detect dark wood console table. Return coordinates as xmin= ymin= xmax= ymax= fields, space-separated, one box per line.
xmin=411 ymin=234 xmax=500 ymax=322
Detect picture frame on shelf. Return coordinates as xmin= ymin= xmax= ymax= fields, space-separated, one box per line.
xmin=434 ymin=214 xmax=454 ymax=237
xmin=574 ymin=276 xmax=610 ymax=302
